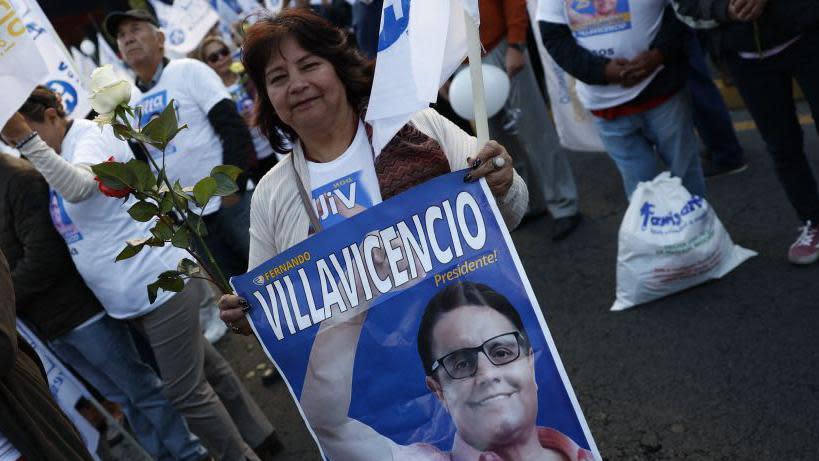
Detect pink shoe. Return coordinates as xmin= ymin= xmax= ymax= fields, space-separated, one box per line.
xmin=788 ymin=221 xmax=819 ymax=265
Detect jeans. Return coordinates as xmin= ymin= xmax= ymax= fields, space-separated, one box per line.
xmin=50 ymin=316 xmax=207 ymax=461
xmin=594 ymin=90 xmax=706 ymax=199
xmin=687 ymin=33 xmax=745 ymax=167
xmin=203 ymin=190 xmax=252 ymax=277
xmin=724 ymin=29 xmax=819 ymax=223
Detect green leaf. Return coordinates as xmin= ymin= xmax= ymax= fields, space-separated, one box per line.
xmin=141 ymin=100 xmax=187 ymax=150
xmin=171 ymin=180 xmax=191 ymax=209
xmin=186 ymin=213 xmax=208 ymax=236
xmin=177 ymin=258 xmax=200 ymax=276
xmin=128 ymin=201 xmax=160 ymax=222
xmin=116 ymin=240 xmax=146 ymax=261
xmin=213 ymin=173 xmax=239 ymax=197
xmin=91 ymin=161 xmax=136 ymax=189
xmin=192 ymin=176 xmax=218 ymax=207
xmin=126 ymin=159 xmax=156 ymax=192
xmin=147 ymin=272 xmax=185 ymax=303
xmin=171 ymin=226 xmax=191 ymax=249
xmin=151 ymin=220 xmax=174 ymax=241
xmin=111 ymin=123 xmax=134 ymax=141
xmin=158 ymin=192 xmax=175 ymax=214
xmin=211 ymin=165 xmax=243 ymax=182
xmin=145 ymin=236 xmax=165 ymax=247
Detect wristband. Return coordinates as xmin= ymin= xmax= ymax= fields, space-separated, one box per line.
xmin=14 ymin=131 xmax=38 ymax=150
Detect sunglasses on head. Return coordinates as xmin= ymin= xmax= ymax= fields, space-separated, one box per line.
xmin=206 ymin=47 xmax=230 ymax=63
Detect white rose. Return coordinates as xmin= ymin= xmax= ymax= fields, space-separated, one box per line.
xmin=89 ymin=65 xmax=132 ymax=116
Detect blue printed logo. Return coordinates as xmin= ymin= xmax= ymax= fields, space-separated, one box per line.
xmin=136 ymin=90 xmax=169 ymax=126
xmin=639 ymin=196 xmax=705 ymax=230
xmin=46 ymin=80 xmax=79 ymax=114
xmin=25 ymin=21 xmax=46 ymax=40
xmin=378 ymin=0 xmax=410 ymax=52
xmin=312 ymin=172 xmax=374 ymax=228
xmin=49 ymin=191 xmax=83 ymax=244
xmin=169 ymin=29 xmax=186 ymax=46
xmin=253 ymin=275 xmax=266 ymax=286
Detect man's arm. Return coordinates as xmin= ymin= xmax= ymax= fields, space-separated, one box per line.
xmin=8 ymin=170 xmax=73 ymax=311
xmin=0 ymin=250 xmax=17 ymax=378
xmin=502 ymin=0 xmax=530 ymax=76
xmin=207 ymin=99 xmax=256 ymax=193
xmin=538 ymin=20 xmax=610 ymax=85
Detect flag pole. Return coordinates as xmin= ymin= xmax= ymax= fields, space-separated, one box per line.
xmin=463 ymin=10 xmax=489 ymax=148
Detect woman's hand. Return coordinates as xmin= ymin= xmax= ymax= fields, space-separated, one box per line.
xmin=465 ymin=140 xmax=514 ymax=198
xmin=218 ymin=294 xmax=254 ymax=336
xmin=0 ymin=113 xmax=33 ymax=146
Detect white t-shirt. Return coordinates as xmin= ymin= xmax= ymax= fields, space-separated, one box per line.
xmin=307 ymin=121 xmax=382 ymax=229
xmin=51 ymin=119 xmax=187 ymax=319
xmin=0 ymin=432 xmax=20 ymax=461
xmin=130 ymin=59 xmax=229 ymax=215
xmin=537 ymin=0 xmax=668 ymax=110
xmin=226 ymin=80 xmax=275 ymax=161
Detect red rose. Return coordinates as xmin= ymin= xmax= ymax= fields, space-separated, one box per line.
xmin=95 ymin=156 xmax=133 ymax=198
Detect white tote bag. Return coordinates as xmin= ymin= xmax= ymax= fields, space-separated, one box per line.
xmin=612 ymin=172 xmax=756 ymax=311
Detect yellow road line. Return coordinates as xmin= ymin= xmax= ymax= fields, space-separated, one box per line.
xmin=734 ymin=114 xmax=814 ymax=132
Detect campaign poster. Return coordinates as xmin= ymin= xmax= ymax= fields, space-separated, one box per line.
xmin=566 ymin=0 xmax=631 ymax=37
xmin=232 ymin=172 xmax=602 ymax=460
xmin=16 ymin=321 xmax=102 ymax=461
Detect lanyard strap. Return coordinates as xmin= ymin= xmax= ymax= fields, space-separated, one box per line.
xmin=293 ymin=160 xmax=323 ymax=233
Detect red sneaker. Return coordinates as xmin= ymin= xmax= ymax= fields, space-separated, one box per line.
xmin=788 ymin=221 xmax=819 ymax=265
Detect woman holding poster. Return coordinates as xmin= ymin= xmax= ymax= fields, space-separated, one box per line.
xmin=296 ymin=281 xmax=595 ymax=460
xmin=219 ymin=9 xmax=528 ymax=334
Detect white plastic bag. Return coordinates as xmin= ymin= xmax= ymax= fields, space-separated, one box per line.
xmin=612 ymin=172 xmax=756 ymax=311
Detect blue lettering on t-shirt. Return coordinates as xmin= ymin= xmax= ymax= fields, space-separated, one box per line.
xmin=135 ymin=90 xmax=178 ymax=155
xmin=49 ymin=191 xmax=83 ymax=244
xmin=312 ymin=172 xmax=373 ymax=228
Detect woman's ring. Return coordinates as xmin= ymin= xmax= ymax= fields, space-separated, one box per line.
xmin=492 ymin=156 xmax=506 ymax=170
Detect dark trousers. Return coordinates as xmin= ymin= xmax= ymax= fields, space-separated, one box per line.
xmin=687 ymin=33 xmax=745 ymax=167
xmin=725 ymin=29 xmax=819 ymax=223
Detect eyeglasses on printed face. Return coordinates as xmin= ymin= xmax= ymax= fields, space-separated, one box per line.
xmin=206 ymin=47 xmax=230 ymax=63
xmin=430 ymin=331 xmax=527 ymax=380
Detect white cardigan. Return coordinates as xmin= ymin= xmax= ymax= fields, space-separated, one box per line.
xmin=248 ymin=108 xmax=529 ymax=269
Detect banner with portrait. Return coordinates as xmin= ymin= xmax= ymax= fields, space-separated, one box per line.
xmin=232 ymin=171 xmax=602 ymax=461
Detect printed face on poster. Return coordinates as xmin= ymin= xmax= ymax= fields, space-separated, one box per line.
xmin=232 ymin=172 xmax=601 ymax=460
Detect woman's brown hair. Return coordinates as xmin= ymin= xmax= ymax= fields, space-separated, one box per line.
xmin=241 ymin=8 xmax=374 ymax=155
xmin=18 ymin=85 xmax=66 ymax=123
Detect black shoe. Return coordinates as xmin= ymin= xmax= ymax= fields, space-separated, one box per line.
xmin=703 ymin=160 xmax=748 ymax=178
xmin=552 ymin=214 xmax=581 ymax=241
xmin=253 ymin=432 xmax=285 ymax=460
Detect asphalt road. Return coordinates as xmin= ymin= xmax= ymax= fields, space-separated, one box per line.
xmin=216 ymin=104 xmax=819 ymax=461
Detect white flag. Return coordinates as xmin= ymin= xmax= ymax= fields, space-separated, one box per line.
xmin=97 ymin=32 xmax=135 ymax=84
xmin=0 ymin=0 xmax=48 ymax=127
xmin=366 ymin=0 xmax=478 ymax=155
xmin=150 ymin=0 xmax=220 ymax=56
xmin=10 ymin=0 xmax=92 ymax=118
xmin=526 ymin=0 xmax=602 ymax=152
xmin=71 ymin=46 xmax=97 ymax=83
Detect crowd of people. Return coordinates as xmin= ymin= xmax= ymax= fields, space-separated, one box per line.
xmin=1 ymin=0 xmax=817 ymax=459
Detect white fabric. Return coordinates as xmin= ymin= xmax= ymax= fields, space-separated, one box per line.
xmin=307 ymin=121 xmax=382 ymax=228
xmin=10 ymin=0 xmax=92 ymax=118
xmin=150 ymin=0 xmax=220 ymax=55
xmin=70 ymin=46 xmax=98 ymax=85
xmin=226 ymin=80 xmax=275 ymax=160
xmin=612 ymin=172 xmax=756 ymax=311
xmin=248 ymin=108 xmax=528 ymax=269
xmin=536 ymin=0 xmax=667 ymax=110
xmin=20 ymin=136 xmax=97 ymax=203
xmin=130 ymin=59 xmax=230 ymax=215
xmin=526 ymin=0 xmax=603 ymax=152
xmin=366 ymin=0 xmax=474 ymax=155
xmin=53 ymin=119 xmax=187 ymax=319
xmin=0 ymin=432 xmax=21 ymax=461
xmin=738 ymin=35 xmax=800 ymax=60
xmin=0 ymin=0 xmax=48 ymax=128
